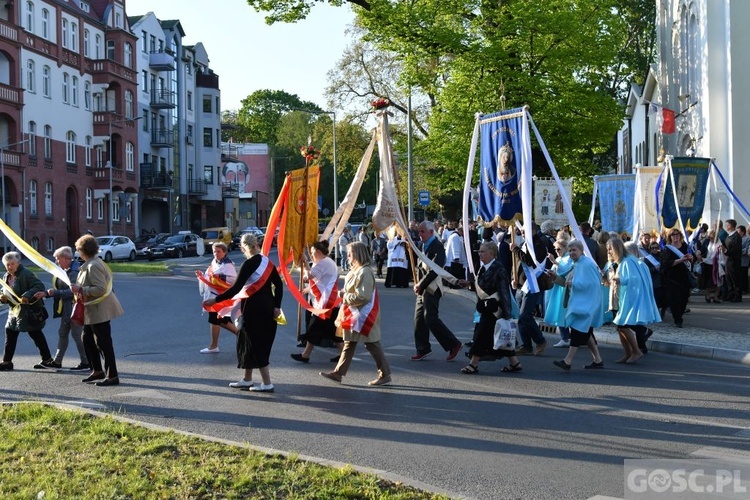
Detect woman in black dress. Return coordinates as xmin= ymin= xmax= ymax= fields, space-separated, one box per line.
xmin=205 ymin=233 xmax=283 ymax=392
xmin=458 ymin=241 xmax=521 ymax=374
xmin=661 ymin=230 xmax=694 ymax=327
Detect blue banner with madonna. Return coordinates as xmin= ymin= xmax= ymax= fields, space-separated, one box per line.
xmin=596 ymin=174 xmax=635 ymax=234
xmin=660 ymin=157 xmax=711 ymax=230
xmin=478 ymin=107 xmax=530 ymax=224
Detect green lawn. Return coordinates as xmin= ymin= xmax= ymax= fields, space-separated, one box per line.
xmin=0 ymin=403 xmax=446 ymax=499
xmin=26 ymin=261 xmax=172 ymax=275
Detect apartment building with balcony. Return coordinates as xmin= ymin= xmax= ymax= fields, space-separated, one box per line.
xmin=129 ymin=12 xmax=223 ymax=236
xmin=0 ymin=0 xmax=139 ymax=252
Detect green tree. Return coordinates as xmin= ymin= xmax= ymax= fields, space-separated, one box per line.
xmin=237 ymin=90 xmax=321 ymax=144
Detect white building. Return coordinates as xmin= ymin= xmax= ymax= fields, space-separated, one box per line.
xmin=619 ymin=0 xmax=750 ymax=220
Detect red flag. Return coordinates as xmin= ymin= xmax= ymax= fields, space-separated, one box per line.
xmin=661 ymin=107 xmax=675 ymax=134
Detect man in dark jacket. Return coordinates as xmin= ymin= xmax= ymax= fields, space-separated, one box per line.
xmin=724 ymin=219 xmax=743 ymax=302
xmin=510 ymin=226 xmax=548 ymax=356
xmin=411 ymin=221 xmax=463 ymax=361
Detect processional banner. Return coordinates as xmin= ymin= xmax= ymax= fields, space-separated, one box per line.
xmin=633 ymin=166 xmax=665 ymax=236
xmin=660 ymin=157 xmax=711 ymax=230
xmin=282 ymin=165 xmax=320 ymax=262
xmin=478 ymin=107 xmax=532 ymax=225
xmin=596 ymin=174 xmax=635 ymax=234
xmin=533 ymin=178 xmax=573 ymax=228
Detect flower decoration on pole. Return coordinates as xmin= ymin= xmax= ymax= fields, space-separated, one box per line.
xmin=300 ymin=145 xmax=320 ymax=165
xmin=371 ymin=98 xmax=391 ymax=112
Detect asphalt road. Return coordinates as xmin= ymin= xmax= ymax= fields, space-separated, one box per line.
xmin=1 ymin=253 xmax=749 ymax=500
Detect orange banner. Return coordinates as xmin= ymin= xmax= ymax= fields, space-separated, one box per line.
xmin=283 ymin=166 xmax=320 ymax=263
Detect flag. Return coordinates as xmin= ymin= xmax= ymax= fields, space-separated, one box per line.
xmin=660 ymin=157 xmax=711 ymax=230
xmin=650 ymin=103 xmax=676 ymax=134
xmin=283 ymin=165 xmax=320 ymax=263
xmin=595 ymin=174 xmax=635 ymax=233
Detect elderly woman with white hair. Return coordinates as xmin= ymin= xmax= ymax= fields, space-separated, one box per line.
xmin=0 ymin=251 xmax=54 ymax=371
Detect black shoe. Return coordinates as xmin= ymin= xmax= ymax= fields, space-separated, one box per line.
xmin=96 ymin=377 xmax=120 ymax=386
xmin=69 ymin=363 xmax=91 ymax=371
xmin=644 ymin=328 xmax=654 ymax=340
xmin=290 ymin=353 xmax=310 ymax=363
xmin=0 ymin=361 xmax=13 ymax=371
xmin=296 ymin=341 xmax=306 ymax=348
xmin=34 ymin=359 xmax=60 ymax=370
xmin=553 ymin=359 xmax=571 ymax=371
xmin=82 ymin=372 xmax=105 ymax=383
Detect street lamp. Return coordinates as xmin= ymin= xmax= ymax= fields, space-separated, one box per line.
xmin=289 ymin=108 xmax=337 ymax=211
xmin=106 ymin=116 xmax=142 ymax=236
xmin=0 ymin=138 xmax=29 ymax=253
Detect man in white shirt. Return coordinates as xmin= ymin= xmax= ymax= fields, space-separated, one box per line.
xmin=445 ymin=225 xmax=467 ymax=281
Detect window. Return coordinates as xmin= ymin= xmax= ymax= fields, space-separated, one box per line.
xmin=65 ymin=131 xmax=76 ymax=163
xmin=85 ymin=136 xmax=92 ymax=166
xmin=187 ymin=91 xmax=192 ymax=111
xmin=124 ymin=90 xmax=133 ymax=118
xmin=71 ymin=76 xmax=78 ymax=106
xmin=187 ymin=124 xmax=193 ymax=143
xmin=25 ymin=1 xmax=33 ymax=32
xmin=112 ymin=196 xmax=120 ymax=222
xmin=106 ymin=40 xmax=115 ymax=60
xmin=44 ymin=182 xmax=52 ymax=216
xmin=202 ymin=96 xmax=211 ymax=113
xmin=149 ymin=35 xmax=155 ymax=53
xmin=204 ymin=165 xmax=213 ymax=184
xmin=83 ymin=29 xmax=89 ymax=56
xmin=86 ymin=188 xmax=92 ymax=219
xmin=41 ymin=9 xmax=48 ymax=39
xmin=70 ymin=22 xmax=78 ymax=51
xmin=203 ymin=128 xmax=212 ymax=147
xmin=46 ymin=238 xmax=54 ymax=253
xmin=126 ymin=201 xmax=132 ymax=223
xmin=29 ymin=180 xmax=37 ymax=216
xmin=215 ymin=96 xmax=220 ymax=115
xmin=62 ymin=73 xmax=69 ymax=103
xmin=84 ymin=81 xmax=91 ymax=110
xmin=62 ymin=19 xmax=68 ymax=48
xmin=43 ymin=125 xmax=51 ymax=158
xmin=115 ymin=13 xmax=121 ymax=29
xmin=142 ymin=109 xmax=148 ymax=131
xmin=186 ymin=59 xmax=192 ymax=76
xmin=125 ymin=142 xmax=134 ymax=171
xmin=30 ymin=237 xmax=39 ymax=251
xmin=95 ymin=35 xmax=102 ymax=59
xmin=97 ymin=198 xmax=103 ymax=220
xmin=141 ymin=70 xmax=148 ymax=93
xmin=26 ymin=59 xmax=35 ymax=93
xmin=124 ymin=43 xmax=133 ymax=68
xmin=41 ymin=65 xmax=50 ymax=97
xmin=141 ymin=30 xmax=147 ymax=53
xmin=28 ymin=121 xmax=37 ymax=157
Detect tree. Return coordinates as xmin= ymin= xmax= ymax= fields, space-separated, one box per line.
xmin=237 ymin=89 xmax=321 ymax=144
xmin=246 ymin=0 xmax=370 ymax=24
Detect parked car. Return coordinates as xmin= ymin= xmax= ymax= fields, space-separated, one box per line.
xmin=134 ymin=233 xmax=169 ymax=257
xmin=92 ymin=236 xmax=137 ymax=262
xmin=146 ymin=233 xmax=200 ymax=260
xmin=233 ymin=227 xmax=264 ymax=249
xmin=200 ymin=227 xmax=233 ymax=251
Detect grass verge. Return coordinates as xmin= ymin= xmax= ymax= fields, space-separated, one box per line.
xmin=26 ymin=261 xmax=172 ymax=275
xmin=0 ymin=403 xmax=447 ymax=499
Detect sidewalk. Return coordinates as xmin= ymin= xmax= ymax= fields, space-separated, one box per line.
xmin=444 ymin=287 xmax=750 ymax=366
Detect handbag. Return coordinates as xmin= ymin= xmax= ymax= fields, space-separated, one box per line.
xmin=493 ymin=318 xmax=518 ymax=350
xmin=71 ymin=291 xmax=85 ymax=327
xmin=26 ymin=304 xmax=49 ymax=329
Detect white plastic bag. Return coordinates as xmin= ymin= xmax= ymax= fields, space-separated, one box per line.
xmin=493 ymin=318 xmax=518 ymax=350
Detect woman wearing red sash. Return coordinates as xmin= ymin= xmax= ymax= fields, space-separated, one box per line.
xmin=320 ymin=242 xmax=392 ymax=386
xmin=291 ymin=240 xmax=342 ymax=363
xmin=205 ymin=233 xmax=283 ymax=393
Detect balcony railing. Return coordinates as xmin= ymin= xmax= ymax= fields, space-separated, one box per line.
xmin=139 ymin=163 xmax=174 ymax=189
xmin=150 ymin=88 xmax=176 ymax=108
xmin=188 ymin=179 xmax=207 ymax=195
xmin=222 ymin=182 xmax=239 ymax=198
xmin=0 ymin=82 xmax=22 ymax=107
xmin=149 ymin=51 xmax=175 ymax=71
xmin=151 ymin=129 xmax=174 ymax=148
xmin=0 ymin=19 xmax=18 ymax=42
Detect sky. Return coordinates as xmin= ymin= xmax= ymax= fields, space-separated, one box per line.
xmin=126 ymin=0 xmax=356 ymax=112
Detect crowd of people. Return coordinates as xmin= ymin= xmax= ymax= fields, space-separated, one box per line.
xmin=3 ymin=215 xmax=745 ymax=391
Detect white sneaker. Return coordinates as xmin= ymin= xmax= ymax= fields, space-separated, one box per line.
xmin=250 ymin=383 xmax=274 ymax=393
xmin=229 ymin=379 xmax=253 ymax=388
xmin=200 ymin=347 xmax=220 ymax=354
xmin=553 ymin=340 xmax=570 ymax=348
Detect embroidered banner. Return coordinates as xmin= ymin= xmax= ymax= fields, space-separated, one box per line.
xmin=596 ymin=174 xmax=635 ymax=234
xmin=283 ymin=165 xmax=320 ymax=263
xmin=478 ymin=107 xmax=532 ymax=225
xmin=633 ymin=166 xmax=665 ymax=236
xmin=661 ymin=157 xmax=711 ymax=230
xmin=533 ymin=178 xmax=573 ymax=228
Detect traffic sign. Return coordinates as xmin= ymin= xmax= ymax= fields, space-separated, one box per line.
xmin=418 ymin=190 xmax=430 ymax=206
